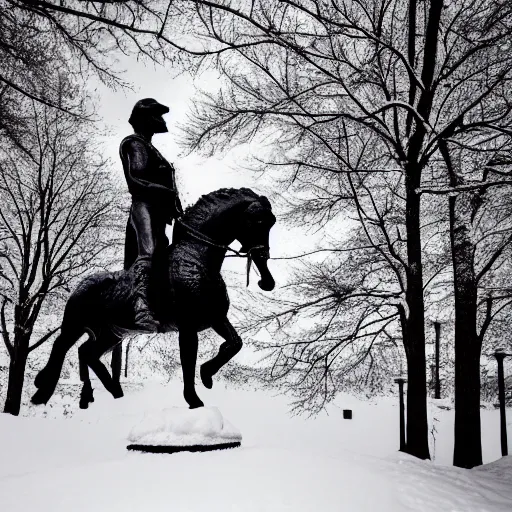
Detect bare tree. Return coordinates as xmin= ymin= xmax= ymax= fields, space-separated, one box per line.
xmin=234 ymin=164 xmax=448 ymax=414
xmin=172 ymin=0 xmax=447 ymax=460
xmin=1 ymin=1 xmax=185 ymax=111
xmin=242 ymin=253 xmax=405 ymax=414
xmin=450 ymin=179 xmax=512 ymax=468
xmin=0 ymin=85 xmax=121 ymax=415
xmin=412 ymin=9 xmax=512 ymax=464
xmin=419 ymin=151 xmax=512 ymax=467
xmin=169 ymin=0 xmax=512 ymax=463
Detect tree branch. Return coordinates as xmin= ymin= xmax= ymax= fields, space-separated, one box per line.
xmin=1 ymin=297 xmax=13 ymax=358
xmin=28 ymin=326 xmax=60 ymax=353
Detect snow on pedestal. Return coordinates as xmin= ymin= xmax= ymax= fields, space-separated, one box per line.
xmin=127 ymin=407 xmax=242 ymax=452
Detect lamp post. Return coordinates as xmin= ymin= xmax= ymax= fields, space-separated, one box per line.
xmin=494 ymin=348 xmax=511 ymax=457
xmin=430 ymin=364 xmax=436 ymax=394
xmin=433 ymin=321 xmax=441 ymax=399
xmin=394 ymin=376 xmax=407 ymax=452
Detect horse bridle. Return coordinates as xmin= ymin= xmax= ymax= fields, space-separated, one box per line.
xmin=175 ymin=218 xmax=269 ymax=286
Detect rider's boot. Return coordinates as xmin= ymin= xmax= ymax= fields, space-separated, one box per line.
xmin=132 ymin=256 xmax=160 ymax=333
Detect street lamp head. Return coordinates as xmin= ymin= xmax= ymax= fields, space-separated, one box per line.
xmin=394 ymin=376 xmax=407 ymax=384
xmin=494 ymin=348 xmax=511 ymax=358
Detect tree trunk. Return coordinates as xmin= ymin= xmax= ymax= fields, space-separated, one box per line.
xmin=450 ymin=194 xmax=482 ymax=468
xmin=401 ymin=0 xmax=443 ymax=449
xmin=404 ymin=174 xmax=430 ymax=460
xmin=404 ymin=328 xmax=430 ymax=459
xmin=3 ymin=337 xmax=29 ymax=416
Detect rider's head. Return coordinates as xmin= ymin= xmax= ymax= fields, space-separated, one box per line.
xmin=129 ymin=98 xmax=169 ymax=135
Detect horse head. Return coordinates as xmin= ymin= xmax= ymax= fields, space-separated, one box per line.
xmin=176 ymin=188 xmax=276 ymax=291
xmin=235 ymin=195 xmax=276 ymax=291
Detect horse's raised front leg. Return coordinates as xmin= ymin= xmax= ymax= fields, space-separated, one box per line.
xmin=200 ymin=318 xmax=243 ymax=390
xmin=78 ymin=331 xmax=123 ymax=409
xmin=179 ymin=327 xmax=204 ymax=409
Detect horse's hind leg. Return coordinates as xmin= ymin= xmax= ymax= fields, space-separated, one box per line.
xmin=79 ymin=355 xmax=95 ymax=410
xmin=78 ymin=330 xmax=96 ymax=409
xmin=78 ymin=330 xmax=123 ymax=409
xmin=179 ymin=327 xmax=204 ymax=409
xmin=31 ymin=326 xmax=84 ymax=405
xmin=200 ymin=318 xmax=243 ymax=390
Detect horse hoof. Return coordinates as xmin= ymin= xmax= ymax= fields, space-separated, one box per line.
xmin=200 ymin=365 xmax=213 ymax=389
xmin=112 ymin=387 xmax=124 ymax=399
xmin=184 ymin=390 xmax=204 ymax=409
xmin=31 ymin=389 xmax=49 ymax=405
xmin=79 ymin=400 xmax=90 ymax=410
xmin=79 ymin=386 xmax=94 ymax=408
xmin=34 ymin=369 xmax=47 ymax=389
xmin=79 ymin=393 xmax=93 ymax=409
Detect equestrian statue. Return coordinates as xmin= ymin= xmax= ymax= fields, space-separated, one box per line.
xmin=31 ymin=99 xmax=276 ymax=410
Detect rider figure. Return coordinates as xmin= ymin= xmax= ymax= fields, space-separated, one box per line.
xmin=120 ymin=98 xmax=183 ymax=332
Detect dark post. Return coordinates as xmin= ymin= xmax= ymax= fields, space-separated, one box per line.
xmin=124 ymin=340 xmax=131 ymax=379
xmin=494 ymin=349 xmax=510 ymax=457
xmin=111 ymin=344 xmax=122 ymax=384
xmin=394 ymin=377 xmax=407 ymax=452
xmin=433 ymin=321 xmax=441 ymax=399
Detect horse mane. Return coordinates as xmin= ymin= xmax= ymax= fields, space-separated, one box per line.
xmin=181 ymin=187 xmax=262 ymax=226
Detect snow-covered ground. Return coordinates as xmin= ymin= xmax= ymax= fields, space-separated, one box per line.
xmin=0 ymin=380 xmax=511 ymax=511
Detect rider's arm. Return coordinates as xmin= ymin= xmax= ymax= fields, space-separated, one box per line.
xmin=122 ymin=139 xmax=176 ymax=203
xmin=167 ymin=163 xmax=184 ymax=220
xmin=166 ymin=195 xmax=184 ymax=224
xmin=174 ymin=194 xmax=184 ymax=217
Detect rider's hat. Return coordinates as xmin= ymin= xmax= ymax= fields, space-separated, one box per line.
xmin=129 ymin=98 xmax=169 ymax=132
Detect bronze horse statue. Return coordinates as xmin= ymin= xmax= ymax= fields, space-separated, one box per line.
xmin=31 ymin=188 xmax=276 ymax=409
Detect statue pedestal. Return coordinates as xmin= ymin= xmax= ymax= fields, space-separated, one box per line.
xmin=127 ymin=407 xmax=242 ymax=453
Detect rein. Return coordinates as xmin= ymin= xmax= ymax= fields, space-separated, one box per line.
xmin=175 ymin=218 xmax=267 ymax=286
